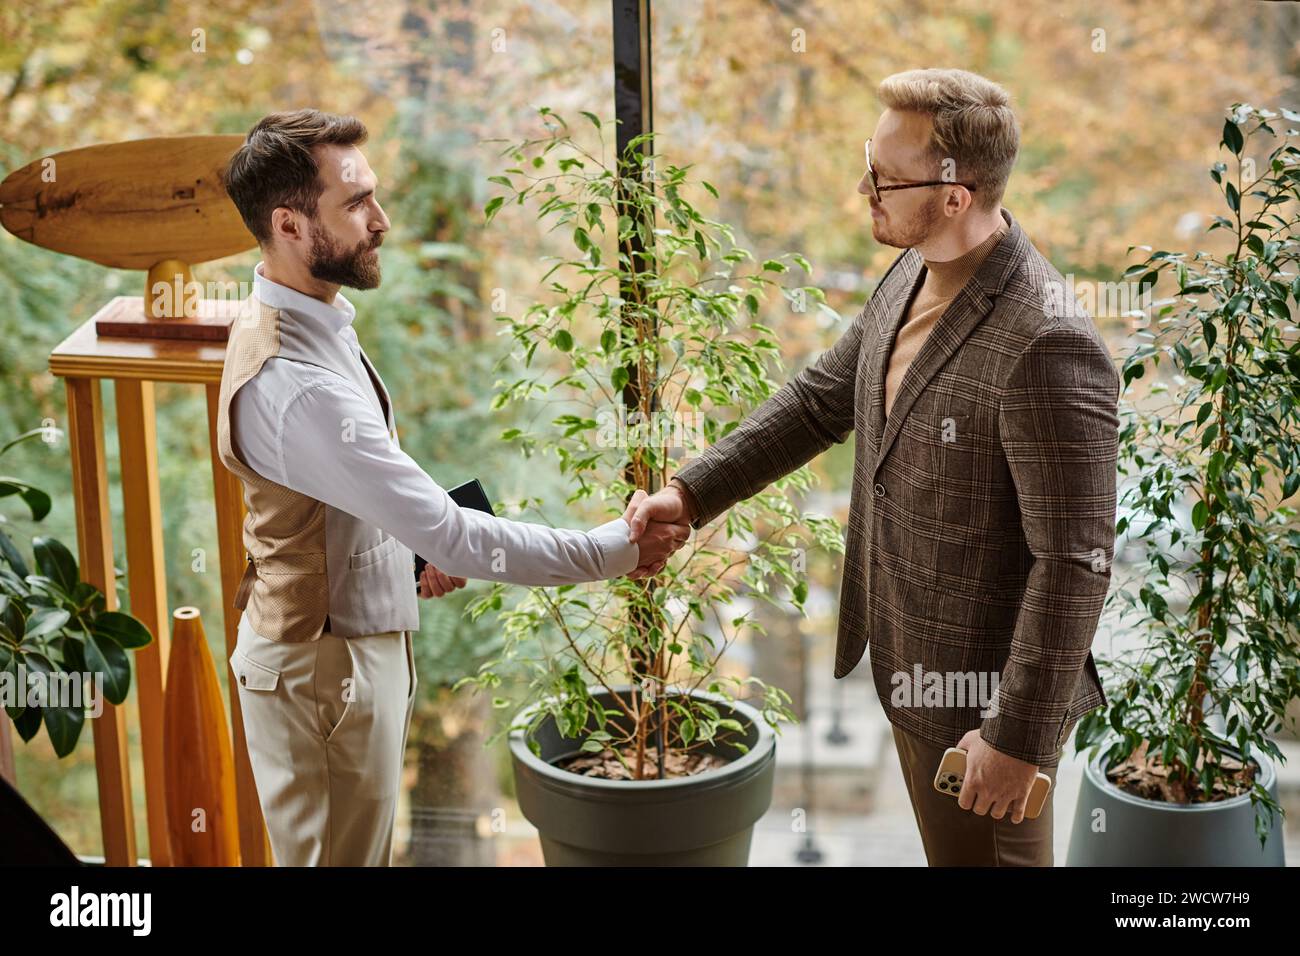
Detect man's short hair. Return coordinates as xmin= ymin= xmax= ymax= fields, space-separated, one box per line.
xmin=220 ymin=109 xmax=368 ymax=243
xmin=877 ymin=68 xmax=1020 ymax=211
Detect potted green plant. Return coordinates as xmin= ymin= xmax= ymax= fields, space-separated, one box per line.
xmin=1067 ymin=103 xmax=1300 ymax=866
xmin=0 ymin=425 xmax=152 ymax=759
xmin=456 ymin=108 xmax=843 ymax=865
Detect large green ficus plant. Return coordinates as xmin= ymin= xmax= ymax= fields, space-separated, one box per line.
xmin=457 ymin=108 xmax=843 ymax=779
xmin=1077 ymin=103 xmax=1300 ymax=844
xmin=0 ymin=426 xmax=152 ymax=757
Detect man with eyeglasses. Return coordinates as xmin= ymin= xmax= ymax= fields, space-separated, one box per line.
xmin=626 ymin=68 xmax=1120 ymax=866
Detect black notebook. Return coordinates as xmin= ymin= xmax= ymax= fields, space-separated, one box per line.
xmin=413 ymin=477 xmax=495 ymax=588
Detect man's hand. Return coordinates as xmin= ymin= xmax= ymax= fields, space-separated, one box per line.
xmin=955 ymin=729 xmax=1040 ymax=824
xmin=621 ymin=487 xmax=693 ymax=579
xmin=418 ymin=563 xmax=467 ymax=599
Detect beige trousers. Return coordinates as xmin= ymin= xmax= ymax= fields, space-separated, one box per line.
xmin=891 ymin=722 xmax=1072 ymax=867
xmin=229 ymin=613 xmax=417 ymax=866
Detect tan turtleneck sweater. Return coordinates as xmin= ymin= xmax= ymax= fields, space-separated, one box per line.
xmin=883 ymin=222 xmax=1008 ymax=420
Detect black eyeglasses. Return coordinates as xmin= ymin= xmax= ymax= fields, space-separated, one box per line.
xmin=864 ymin=139 xmax=978 ymax=202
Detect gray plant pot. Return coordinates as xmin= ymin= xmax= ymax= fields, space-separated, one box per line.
xmin=508 ymin=686 xmax=776 ymax=866
xmin=1066 ymin=741 xmax=1286 ymax=866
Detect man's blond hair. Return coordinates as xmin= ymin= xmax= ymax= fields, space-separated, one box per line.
xmin=877 ymin=68 xmax=1020 ymax=211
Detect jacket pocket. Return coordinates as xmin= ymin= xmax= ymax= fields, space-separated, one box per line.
xmin=349 ymin=535 xmax=400 ymax=570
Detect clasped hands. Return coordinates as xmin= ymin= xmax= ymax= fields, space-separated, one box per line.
xmin=417 ymin=483 xmax=697 ymax=598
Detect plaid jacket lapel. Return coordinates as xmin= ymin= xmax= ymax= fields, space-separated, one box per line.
xmin=868 ymin=208 xmax=1030 ymax=478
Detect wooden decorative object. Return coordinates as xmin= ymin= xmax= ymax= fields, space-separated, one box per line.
xmin=0 ymin=135 xmax=256 ymax=341
xmin=163 ymin=606 xmax=240 ymax=866
xmin=50 ymin=309 xmax=271 ymax=866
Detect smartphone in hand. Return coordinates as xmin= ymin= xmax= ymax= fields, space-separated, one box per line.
xmin=933 ymin=746 xmax=1052 ymax=820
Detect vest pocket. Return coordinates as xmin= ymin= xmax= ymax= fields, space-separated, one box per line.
xmin=349 ymin=535 xmax=400 ymax=570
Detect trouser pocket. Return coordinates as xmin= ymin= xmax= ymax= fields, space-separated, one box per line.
xmin=230 ymin=646 xmax=280 ymax=692
xmin=315 ymin=634 xmax=356 ymax=743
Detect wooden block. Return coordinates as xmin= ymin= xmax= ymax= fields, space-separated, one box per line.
xmin=94 ymin=296 xmax=241 ymax=343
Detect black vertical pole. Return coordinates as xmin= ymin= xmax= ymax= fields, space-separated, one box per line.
xmin=612 ymin=0 xmax=655 ymax=431
xmin=613 ymin=0 xmax=653 ymax=164
xmin=612 ymin=0 xmax=664 ymax=780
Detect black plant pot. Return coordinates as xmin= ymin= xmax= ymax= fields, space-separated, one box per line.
xmin=1066 ymin=740 xmax=1286 ymax=866
xmin=509 ymin=686 xmax=776 ymax=866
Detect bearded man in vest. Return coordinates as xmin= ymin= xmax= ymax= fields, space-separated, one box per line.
xmin=216 ymin=109 xmax=688 ymax=866
xmin=626 ymin=69 xmax=1121 ymax=866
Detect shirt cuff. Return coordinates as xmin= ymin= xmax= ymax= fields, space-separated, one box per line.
xmin=587 ymin=517 xmax=640 ymax=578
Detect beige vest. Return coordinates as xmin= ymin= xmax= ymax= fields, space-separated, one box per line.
xmin=215 ymin=296 xmax=419 ymax=642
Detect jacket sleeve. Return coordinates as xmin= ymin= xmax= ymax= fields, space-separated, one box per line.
xmin=672 ymin=296 xmax=874 ymax=529
xmin=978 ymin=328 xmax=1120 ymax=765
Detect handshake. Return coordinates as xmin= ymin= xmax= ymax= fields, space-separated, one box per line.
xmin=417 ymin=481 xmax=698 ymax=598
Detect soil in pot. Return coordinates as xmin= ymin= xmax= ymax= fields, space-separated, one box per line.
xmin=557 ymin=745 xmax=729 ymax=780
xmin=1107 ymin=739 xmax=1256 ymax=804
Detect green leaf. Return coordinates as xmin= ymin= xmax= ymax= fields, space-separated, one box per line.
xmin=484 ymin=196 xmax=504 ymax=221
xmin=1223 ymin=118 xmax=1244 ymax=155
xmin=611 ymin=367 xmax=630 ymax=392
xmin=12 ymin=692 xmax=42 ymax=740
xmin=82 ymin=631 xmax=130 ymax=705
xmin=1283 ymin=470 xmax=1300 ymax=500
xmin=552 ymin=329 xmax=574 ymax=352
xmin=0 ymin=529 xmax=29 ymax=578
xmin=1192 ymin=500 xmax=1208 ymax=530
xmin=32 ymin=537 xmax=77 ymax=594
xmin=0 ymin=609 xmax=23 ymax=650
xmin=24 ymin=607 xmax=70 ymax=640
xmin=0 ymin=479 xmax=51 ymax=522
xmin=1 ymin=652 xmax=23 ymax=720
xmin=93 ymin=611 xmax=152 ymax=650
xmin=43 ymin=700 xmax=85 ymax=758
xmin=0 ymin=426 xmax=62 ymax=459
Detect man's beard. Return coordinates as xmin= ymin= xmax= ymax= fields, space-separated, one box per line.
xmin=307 ymin=227 xmax=382 ymax=289
xmin=871 ymin=191 xmax=943 ymax=249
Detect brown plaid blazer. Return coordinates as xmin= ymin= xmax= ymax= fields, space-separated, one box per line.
xmin=674 ymin=207 xmax=1119 ymax=766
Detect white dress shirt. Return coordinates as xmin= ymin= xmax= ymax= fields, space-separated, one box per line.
xmin=229 ymin=262 xmax=639 ymax=586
